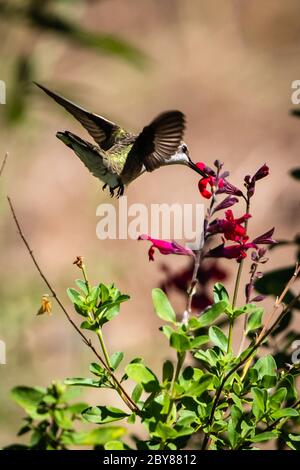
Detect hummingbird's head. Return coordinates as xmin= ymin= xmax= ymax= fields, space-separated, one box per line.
xmin=171 ymin=143 xmax=207 ymax=177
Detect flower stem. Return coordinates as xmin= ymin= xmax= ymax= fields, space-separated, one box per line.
xmin=186 ymin=186 xmax=218 ymax=320
xmin=170 ymin=352 xmax=185 ymax=398
xmin=160 ymin=351 xmax=186 ymax=449
xmin=97 ymin=328 xmax=112 ymax=369
xmin=81 ymin=264 xmax=90 ymax=294
xmin=232 ymin=260 xmax=243 ymax=309
xmin=227 ymin=317 xmax=234 ymax=354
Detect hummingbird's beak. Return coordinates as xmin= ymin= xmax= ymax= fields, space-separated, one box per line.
xmin=187 ymin=160 xmax=207 ymax=178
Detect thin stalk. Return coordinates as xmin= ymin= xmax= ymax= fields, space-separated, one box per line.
xmin=170 ymin=352 xmax=185 ymax=399
xmin=0 ymin=152 xmax=8 ymax=177
xmin=97 ymin=328 xmax=112 ymax=369
xmin=160 ymin=351 xmax=186 ymax=449
xmin=228 ymin=198 xmax=250 ymax=353
xmin=7 ymin=196 xmax=139 ymax=414
xmin=81 ymin=264 xmax=91 ymax=294
xmin=186 ymin=185 xmax=218 ymax=319
xmin=227 ymin=318 xmax=234 ymax=354
xmin=232 ymin=260 xmax=244 ymax=309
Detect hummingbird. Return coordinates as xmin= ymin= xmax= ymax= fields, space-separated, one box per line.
xmin=35 ymin=83 xmax=207 ymax=197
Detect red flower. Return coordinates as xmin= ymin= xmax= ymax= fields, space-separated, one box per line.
xmin=206 ymin=240 xmax=257 ymax=263
xmin=244 ymin=163 xmax=269 ymax=198
xmin=252 ymin=227 xmax=276 ymax=245
xmin=196 ymin=163 xmax=224 ymax=199
xmin=208 ymin=210 xmax=251 ymax=242
xmin=205 ymin=227 xmax=276 ymax=263
xmin=138 ymin=235 xmax=194 ymax=262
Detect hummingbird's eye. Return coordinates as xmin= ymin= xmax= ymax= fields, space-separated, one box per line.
xmin=181 ymin=144 xmax=188 ymax=153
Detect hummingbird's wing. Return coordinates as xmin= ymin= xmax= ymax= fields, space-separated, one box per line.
xmin=122 ymin=110 xmax=185 ymax=175
xmin=35 ymin=83 xmax=120 ymax=150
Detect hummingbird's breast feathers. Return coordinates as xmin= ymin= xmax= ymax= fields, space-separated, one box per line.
xmin=106 ymin=142 xmax=135 ymax=177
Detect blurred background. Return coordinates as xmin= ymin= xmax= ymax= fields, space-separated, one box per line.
xmin=0 ymin=0 xmax=300 ymax=446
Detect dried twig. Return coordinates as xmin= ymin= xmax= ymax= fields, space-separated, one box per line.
xmin=7 ymin=196 xmax=139 ymax=414
xmin=0 ymin=152 xmax=8 ymax=178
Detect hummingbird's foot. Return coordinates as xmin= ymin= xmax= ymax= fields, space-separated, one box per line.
xmin=102 ymin=183 xmax=107 ymax=191
xmin=110 ymin=187 xmax=115 ymax=198
xmin=116 ymin=184 xmax=124 ymax=198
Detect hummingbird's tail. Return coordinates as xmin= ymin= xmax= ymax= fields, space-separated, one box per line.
xmin=56 ymin=131 xmax=95 ymax=150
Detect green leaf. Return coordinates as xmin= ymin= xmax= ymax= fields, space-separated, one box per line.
xmin=53 ymin=409 xmax=73 ymax=430
xmin=209 ymin=326 xmax=228 ymax=353
xmin=183 ymin=373 xmax=214 ymax=398
xmin=190 ymin=301 xmax=227 ymax=329
xmin=170 ymin=332 xmax=190 ymax=352
xmin=271 ymin=408 xmax=299 ymax=419
xmin=213 ymin=283 xmax=229 ymax=303
xmin=125 ymin=363 xmax=158 ymax=391
xmin=250 ymin=431 xmax=278 ymax=442
xmin=246 ymin=309 xmax=263 ymax=333
xmin=61 ymin=427 xmax=126 ymax=446
xmin=289 ymin=433 xmax=300 ymax=441
xmin=286 ymin=433 xmax=300 ymax=450
xmin=97 ymin=296 xmax=129 ymax=326
xmin=104 ymin=440 xmax=125 ymax=450
xmin=89 ymin=363 xmax=105 ymax=377
xmin=80 ymin=320 xmax=97 ymax=330
xmin=251 ymin=387 xmax=266 ymax=420
xmin=82 ymin=406 xmax=129 ymax=424
xmin=75 ymin=279 xmax=88 ymax=295
xmin=195 ymin=348 xmax=219 ymax=368
xmin=228 ymin=420 xmax=239 ymax=448
xmin=11 ymin=386 xmax=46 ymax=417
xmin=71 ymin=31 xmax=147 ymax=68
xmin=67 ymin=288 xmax=85 ymax=306
xmin=253 ymin=355 xmax=277 ymax=388
xmin=17 ymin=425 xmax=31 ymax=437
xmin=99 ymin=283 xmax=110 ymax=303
xmin=86 ymin=285 xmax=100 ymax=308
xmin=153 ymin=422 xmax=178 ymax=440
xmin=67 ymin=402 xmax=89 ymax=414
xmin=162 ymin=360 xmax=174 ymax=382
xmin=278 ymin=374 xmax=298 ymax=401
xmin=177 ymin=410 xmax=197 ymax=427
xmin=190 ymin=335 xmax=210 ymax=349
xmin=131 ymin=383 xmax=143 ymax=403
xmin=64 ymin=378 xmax=101 ymax=387
xmin=110 ymin=352 xmax=124 ymax=371
xmin=233 ymin=303 xmax=259 ymax=318
xmin=152 ymin=288 xmax=176 ymax=323
xmin=161 ymin=325 xmax=175 ymax=340
xmin=268 ymin=387 xmax=287 ymax=410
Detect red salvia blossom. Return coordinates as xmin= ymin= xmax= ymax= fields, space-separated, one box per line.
xmin=196 ymin=163 xmax=225 ymax=199
xmin=196 ymin=162 xmax=243 ymax=199
xmin=206 ymin=227 xmax=276 ymax=263
xmin=244 ymin=163 xmax=269 ymax=198
xmin=138 ymin=235 xmax=194 ymax=262
xmin=208 ymin=210 xmax=251 ymax=242
xmin=206 ymin=240 xmax=257 ymax=263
